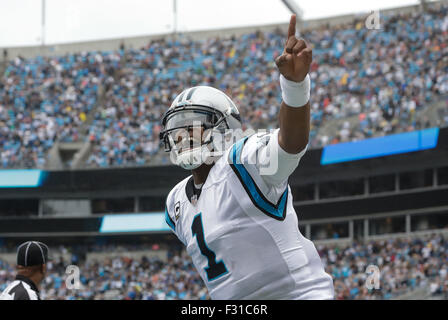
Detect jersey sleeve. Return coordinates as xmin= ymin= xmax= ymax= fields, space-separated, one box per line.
xmin=165 ymin=188 xmax=187 ymax=246
xmin=231 ymin=128 xmax=308 ymax=205
xmin=256 ymin=128 xmax=308 ymax=187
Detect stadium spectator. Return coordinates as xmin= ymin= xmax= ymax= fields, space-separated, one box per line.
xmin=1 ymin=234 xmax=446 ymax=300
xmin=1 ymin=2 xmax=448 ymax=168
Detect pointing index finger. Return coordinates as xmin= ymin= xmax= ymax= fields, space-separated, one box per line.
xmin=287 ymin=14 xmax=296 ymax=39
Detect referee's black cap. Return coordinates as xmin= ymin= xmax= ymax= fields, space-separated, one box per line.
xmin=17 ymin=241 xmax=52 ymax=267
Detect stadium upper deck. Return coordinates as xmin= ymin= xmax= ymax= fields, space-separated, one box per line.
xmin=1 ymin=1 xmax=447 ymax=169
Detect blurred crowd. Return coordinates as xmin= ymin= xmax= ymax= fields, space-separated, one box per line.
xmin=0 ymin=246 xmax=208 ymax=300
xmin=0 ymin=234 xmax=447 ymax=300
xmin=0 ymin=51 xmax=119 ymax=168
xmin=1 ymin=3 xmax=448 ymax=168
xmin=319 ymin=234 xmax=448 ymax=299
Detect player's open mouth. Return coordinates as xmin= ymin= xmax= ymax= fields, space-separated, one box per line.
xmin=178 ymin=146 xmax=202 ymax=154
xmin=178 ymin=138 xmax=203 ymax=154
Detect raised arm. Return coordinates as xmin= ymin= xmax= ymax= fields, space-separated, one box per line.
xmin=275 ymin=14 xmax=312 ymax=154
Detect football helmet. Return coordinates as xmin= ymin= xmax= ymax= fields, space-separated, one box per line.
xmin=159 ymin=86 xmax=242 ymax=170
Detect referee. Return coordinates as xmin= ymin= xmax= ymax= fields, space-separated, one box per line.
xmin=0 ymin=241 xmax=51 ymax=300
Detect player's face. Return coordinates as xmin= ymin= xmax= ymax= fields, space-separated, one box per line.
xmin=174 ymin=126 xmax=205 ymax=154
xmin=165 ymin=110 xmax=215 ymax=153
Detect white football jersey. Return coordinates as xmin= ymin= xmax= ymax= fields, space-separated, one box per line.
xmin=165 ymin=129 xmax=334 ymax=300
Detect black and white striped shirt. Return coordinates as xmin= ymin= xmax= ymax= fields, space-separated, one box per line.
xmin=0 ymin=275 xmax=40 ymax=300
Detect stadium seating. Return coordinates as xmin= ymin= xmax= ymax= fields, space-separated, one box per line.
xmin=1 ymin=3 xmax=447 ymax=169
xmin=0 ymin=51 xmax=120 ymax=168
xmin=1 ymin=234 xmax=446 ymax=300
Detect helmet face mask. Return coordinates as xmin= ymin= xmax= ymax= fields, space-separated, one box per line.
xmin=160 ymin=105 xmax=225 ymax=153
xmin=159 ymin=86 xmax=242 ymax=170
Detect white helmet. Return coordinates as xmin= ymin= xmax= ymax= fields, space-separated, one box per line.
xmin=159 ymin=86 xmax=242 ymax=170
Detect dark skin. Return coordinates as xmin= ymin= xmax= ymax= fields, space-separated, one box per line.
xmin=192 ymin=14 xmax=311 ymax=185
xmin=192 ymin=163 xmax=214 ymax=186
xmin=16 ymin=264 xmax=47 ymax=290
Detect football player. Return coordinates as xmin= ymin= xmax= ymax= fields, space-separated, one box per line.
xmin=160 ymin=15 xmax=334 ymax=299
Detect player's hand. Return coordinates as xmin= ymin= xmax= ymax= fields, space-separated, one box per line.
xmin=275 ymin=14 xmax=312 ymax=83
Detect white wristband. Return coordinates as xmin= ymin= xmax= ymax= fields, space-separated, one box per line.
xmin=280 ymin=74 xmax=310 ymax=107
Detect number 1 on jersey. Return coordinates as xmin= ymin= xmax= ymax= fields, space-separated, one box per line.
xmin=191 ymin=213 xmax=228 ymax=281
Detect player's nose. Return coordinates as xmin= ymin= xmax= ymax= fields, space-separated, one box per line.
xmin=187 ymin=126 xmax=204 ymax=138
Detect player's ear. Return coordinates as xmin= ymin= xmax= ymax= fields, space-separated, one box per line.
xmin=41 ymin=264 xmax=47 ymax=275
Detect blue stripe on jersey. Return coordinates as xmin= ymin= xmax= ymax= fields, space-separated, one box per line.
xmin=165 ymin=206 xmax=176 ymax=231
xmin=229 ymin=137 xmax=288 ymax=221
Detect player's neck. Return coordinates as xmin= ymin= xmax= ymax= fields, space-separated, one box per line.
xmin=17 ymin=271 xmax=42 ymax=290
xmin=191 ymin=163 xmax=214 ymax=186
xmin=28 ymin=274 xmax=42 ymax=290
